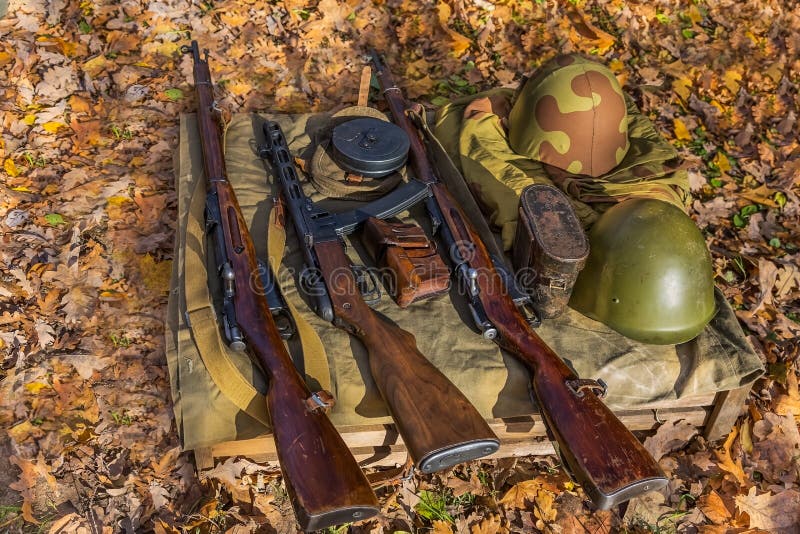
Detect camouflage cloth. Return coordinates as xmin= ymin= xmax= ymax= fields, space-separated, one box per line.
xmin=434 ymin=55 xmax=690 ymax=249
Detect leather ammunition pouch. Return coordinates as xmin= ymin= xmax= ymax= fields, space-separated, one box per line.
xmin=512 ymin=184 xmax=589 ymax=319
xmin=362 ymin=217 xmax=450 ymax=308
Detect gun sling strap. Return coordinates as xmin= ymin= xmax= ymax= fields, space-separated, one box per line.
xmin=182 ymin=132 xmax=332 ymax=429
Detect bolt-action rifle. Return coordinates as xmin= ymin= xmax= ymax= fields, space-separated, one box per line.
xmin=182 ymin=41 xmax=379 ymax=531
xmin=258 ymin=120 xmax=500 ymax=475
xmin=370 ymin=52 xmax=668 ymax=509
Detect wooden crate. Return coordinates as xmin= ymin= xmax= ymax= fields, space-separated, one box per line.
xmin=194 ymin=386 xmax=750 ymax=471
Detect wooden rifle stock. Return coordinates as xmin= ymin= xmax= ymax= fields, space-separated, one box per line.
xmin=259 ymin=121 xmax=499 ymax=474
xmin=372 ymin=53 xmax=668 ymax=509
xmin=184 ymin=41 xmax=378 ymax=531
xmin=314 ymin=240 xmax=499 ymax=472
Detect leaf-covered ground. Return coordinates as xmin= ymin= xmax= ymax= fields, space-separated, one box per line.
xmin=1 ymin=0 xmax=799 ymax=532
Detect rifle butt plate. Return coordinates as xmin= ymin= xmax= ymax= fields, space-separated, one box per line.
xmin=296 ymin=504 xmax=380 ymax=532
xmin=417 ymin=439 xmax=500 ymax=474
xmin=588 ymin=475 xmax=669 ymax=511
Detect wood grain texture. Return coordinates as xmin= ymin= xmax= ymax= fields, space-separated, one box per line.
xmin=314 ymin=240 xmax=498 ymax=470
xmin=375 ymin=61 xmax=667 ymax=508
xmin=191 ymin=51 xmax=378 ymax=530
xmin=431 ymin=183 xmax=667 ymax=508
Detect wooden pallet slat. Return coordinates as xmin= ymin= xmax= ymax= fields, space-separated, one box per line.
xmin=194 ymin=390 xmax=736 ymax=471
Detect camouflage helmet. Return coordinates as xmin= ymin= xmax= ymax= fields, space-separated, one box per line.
xmin=569 ymin=198 xmax=716 ymax=345
xmin=508 ymin=54 xmax=629 ymax=177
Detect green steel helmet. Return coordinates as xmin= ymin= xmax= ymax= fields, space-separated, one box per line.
xmin=508 ymin=54 xmax=630 ymax=177
xmin=569 ymin=198 xmax=716 ymax=345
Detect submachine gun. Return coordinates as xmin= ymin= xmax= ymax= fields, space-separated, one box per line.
xmin=258 ymin=121 xmax=500 ymax=475
xmin=183 ymin=41 xmax=379 ymax=531
xmin=370 ymin=51 xmax=668 ymax=509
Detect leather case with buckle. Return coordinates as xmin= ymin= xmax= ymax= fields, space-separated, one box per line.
xmin=512 ymin=184 xmax=589 ymax=319
xmin=362 ymin=217 xmax=450 ymax=308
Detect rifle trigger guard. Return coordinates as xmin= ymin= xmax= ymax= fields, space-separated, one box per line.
xmin=566 ymin=378 xmax=608 ymax=399
xmin=305 ymin=391 xmax=336 ymax=413
xmin=351 ymin=265 xmax=382 ymax=306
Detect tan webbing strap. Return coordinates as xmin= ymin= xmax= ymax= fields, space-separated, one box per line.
xmin=184 ymin=176 xmax=270 ymax=427
xmin=266 ymin=198 xmax=333 ymax=392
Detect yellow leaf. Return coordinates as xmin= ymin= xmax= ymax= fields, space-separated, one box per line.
xmin=724 ymin=70 xmax=742 ymax=93
xmin=227 ymin=82 xmax=253 ymax=97
xmin=42 ymin=121 xmax=65 ymax=133
xmin=714 ymin=425 xmax=747 ymax=485
xmin=25 ymin=381 xmax=50 ymax=394
xmin=740 ymin=418 xmax=753 ymax=454
xmin=4 ymin=158 xmax=20 ymax=176
xmin=672 ymin=77 xmax=692 ymax=101
xmin=137 ymin=254 xmax=173 ymax=293
xmin=12 ymin=186 xmax=32 ymax=192
xmin=685 ymin=4 xmax=703 ymax=23
xmin=436 ymin=3 xmax=472 ymax=56
xmin=23 ymin=114 xmax=36 ymax=125
xmin=765 ymin=61 xmax=784 ymax=84
xmin=608 ymin=59 xmax=625 ymax=72
xmin=713 ymin=152 xmax=731 ymax=173
xmin=155 ymin=41 xmax=180 ymax=57
xmin=0 ymin=51 xmax=12 ymax=66
xmin=83 ymin=55 xmax=108 ymax=77
xmin=673 ymin=118 xmax=693 ymax=141
xmin=499 ymin=479 xmax=541 ymax=509
xmin=709 ymin=100 xmax=724 ymax=113
xmin=107 ymin=196 xmax=132 ymax=206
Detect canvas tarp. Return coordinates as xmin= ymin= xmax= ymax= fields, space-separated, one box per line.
xmin=165 ymin=112 xmax=763 ymax=451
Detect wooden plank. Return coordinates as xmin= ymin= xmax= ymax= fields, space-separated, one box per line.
xmin=202 ymin=405 xmax=712 ymax=471
xmin=194 ymin=447 xmax=215 ymax=470
xmin=703 ymin=386 xmax=751 ymax=441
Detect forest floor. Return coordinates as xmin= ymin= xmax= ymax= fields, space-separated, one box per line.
xmin=1 ymin=0 xmax=799 ymax=532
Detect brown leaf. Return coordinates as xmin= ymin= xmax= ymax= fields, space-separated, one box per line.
xmin=644 ymin=419 xmax=699 ymax=461
xmin=751 ymin=412 xmax=800 ymax=481
xmin=747 ymin=258 xmax=779 ymax=315
xmin=498 ymin=480 xmax=542 ymax=509
xmin=714 ymin=425 xmax=747 ymax=486
xmin=432 ymin=520 xmax=454 ymax=534
xmin=735 ymin=487 xmax=800 ymax=532
xmin=698 ymin=490 xmax=733 ymax=524
xmin=470 ymin=513 xmax=507 ymax=534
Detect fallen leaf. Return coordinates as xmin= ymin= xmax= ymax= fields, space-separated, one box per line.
xmin=698 ymin=490 xmax=733 ymax=524
xmin=34 ymin=320 xmax=55 ymax=350
xmin=735 ymin=487 xmax=800 ymax=532
xmin=437 ymin=3 xmax=473 ymax=56
xmin=673 ymin=118 xmax=693 ymax=141
xmin=714 ymin=425 xmax=747 ymax=486
xmin=470 ymin=513 xmax=507 ymax=534
xmin=751 ymin=412 xmax=800 ymax=482
xmin=644 ymin=419 xmax=699 ymax=461
xmin=432 ymin=520 xmax=453 ymax=534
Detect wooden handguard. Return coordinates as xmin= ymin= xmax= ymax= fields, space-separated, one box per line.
xmin=362 ymin=217 xmax=450 ymax=308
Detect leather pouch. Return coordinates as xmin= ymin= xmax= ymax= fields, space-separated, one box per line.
xmin=362 ymin=217 xmax=450 ymax=308
xmin=512 ymin=184 xmax=589 ymax=319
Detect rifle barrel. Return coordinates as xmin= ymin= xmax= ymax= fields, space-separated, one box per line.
xmin=184 ymin=41 xmax=379 ymax=531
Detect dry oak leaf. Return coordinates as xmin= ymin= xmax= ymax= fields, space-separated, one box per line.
xmin=432 ymin=520 xmax=453 ymax=534
xmin=644 ymin=419 xmax=699 ymax=462
xmin=751 ymin=412 xmax=800 ymax=480
xmin=499 ymin=480 xmax=557 ymax=521
xmin=714 ymin=425 xmax=747 ymax=486
xmin=470 ymin=513 xmax=508 ymax=534
xmin=735 ymin=487 xmax=800 ymax=533
xmin=437 ymin=2 xmax=473 ymax=56
xmin=697 ymin=490 xmax=733 ymax=524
